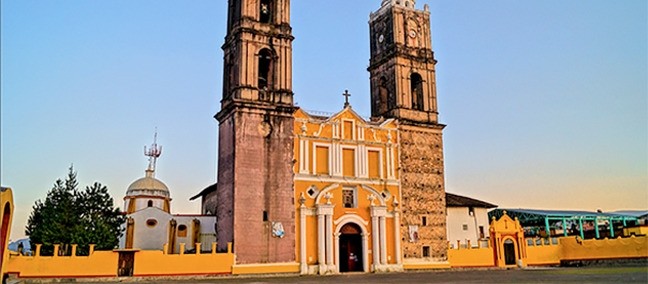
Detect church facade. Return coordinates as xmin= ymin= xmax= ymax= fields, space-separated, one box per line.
xmin=199 ymin=0 xmax=449 ymax=274
xmin=294 ymin=107 xmax=403 ymax=273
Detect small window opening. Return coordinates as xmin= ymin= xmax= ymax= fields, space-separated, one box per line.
xmin=263 ymin=210 xmax=269 ymax=222
xmin=469 ymin=207 xmax=475 ymax=216
xmin=462 ymin=224 xmax=469 ymax=231
xmin=410 ymin=73 xmax=424 ymax=111
xmin=342 ymin=189 xmax=355 ymax=208
xmin=178 ymin=225 xmax=188 ymax=237
xmin=306 ymin=186 xmax=319 ymax=198
xmin=378 ymin=76 xmax=389 ymax=113
xmin=258 ymin=49 xmax=273 ymax=90
xmin=421 ymin=216 xmax=427 ymax=226
xmin=259 ymin=0 xmax=273 ymax=24
xmin=422 ymin=246 xmax=430 ymax=257
xmin=147 ymin=200 xmax=153 ymax=207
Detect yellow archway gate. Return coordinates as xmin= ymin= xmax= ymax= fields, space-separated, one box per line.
xmin=489 ymin=211 xmax=527 ymax=268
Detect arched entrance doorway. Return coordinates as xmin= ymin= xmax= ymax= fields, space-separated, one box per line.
xmin=1 ymin=203 xmax=11 ymax=269
xmin=503 ymin=239 xmax=516 ymax=265
xmin=339 ymin=223 xmax=363 ymax=272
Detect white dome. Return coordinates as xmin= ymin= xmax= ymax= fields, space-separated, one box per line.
xmin=126 ymin=170 xmax=170 ymax=198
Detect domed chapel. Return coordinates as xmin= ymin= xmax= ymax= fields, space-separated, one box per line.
xmin=120 ymin=134 xmax=217 ymax=253
xmin=192 ymin=0 xmax=450 ymax=274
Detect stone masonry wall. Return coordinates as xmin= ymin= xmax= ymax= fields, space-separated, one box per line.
xmin=399 ymin=125 xmax=448 ymax=260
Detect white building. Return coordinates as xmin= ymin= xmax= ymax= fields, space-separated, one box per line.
xmin=446 ymin=193 xmax=496 ymax=248
xmin=119 ymin=135 xmax=217 ymax=253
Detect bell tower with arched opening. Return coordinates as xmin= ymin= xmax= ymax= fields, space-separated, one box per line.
xmin=368 ymin=0 xmax=448 ymax=262
xmin=215 ymin=0 xmax=296 ymax=264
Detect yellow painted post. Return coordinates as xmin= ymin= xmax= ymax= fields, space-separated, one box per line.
xmin=35 ymin=244 xmax=42 ymax=257
xmin=227 ymin=242 xmax=233 ymax=253
xmin=195 ymin=243 xmax=201 ymax=255
xmin=53 ymin=244 xmax=60 ymax=257
xmin=89 ymin=244 xmax=95 ymax=255
xmin=163 ymin=243 xmax=169 ymax=255
xmin=457 ymin=240 xmax=461 ymax=249
xmin=71 ymin=244 xmax=77 ymax=257
xmin=180 ymin=243 xmax=186 ymax=255
xmin=467 ymin=240 xmax=471 ymax=249
xmin=211 ymin=242 xmax=217 ymax=254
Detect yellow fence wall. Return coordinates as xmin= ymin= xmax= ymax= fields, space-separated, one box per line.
xmin=526 ymin=244 xmax=562 ymax=266
xmin=6 ymin=251 xmax=118 ymax=278
xmin=447 ymin=248 xmax=494 ymax=268
xmin=561 ymin=236 xmax=648 ymax=261
xmin=134 ymin=251 xmax=234 ymax=276
xmin=447 ymin=236 xmax=648 ymax=268
xmin=7 ymin=244 xmax=236 ymax=279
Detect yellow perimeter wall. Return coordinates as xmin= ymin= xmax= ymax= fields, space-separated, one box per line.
xmin=4 ymin=236 xmax=648 ymax=278
xmin=7 ymin=249 xmax=235 ymax=278
xmin=446 ymin=236 xmax=648 ymax=268
xmin=561 ymin=236 xmax=648 ymax=261
xmin=134 ymin=251 xmax=234 ymax=276
xmin=447 ymin=248 xmax=494 ymax=268
xmin=7 ymin=251 xmax=118 ymax=278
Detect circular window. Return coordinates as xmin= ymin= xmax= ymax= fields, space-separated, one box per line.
xmin=146 ymin=219 xmax=157 ymax=227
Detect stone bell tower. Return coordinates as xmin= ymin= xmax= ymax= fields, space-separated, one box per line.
xmin=215 ymin=0 xmax=296 ymax=263
xmin=369 ymin=0 xmax=448 ymax=261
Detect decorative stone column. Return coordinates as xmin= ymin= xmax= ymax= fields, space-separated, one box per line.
xmin=371 ymin=212 xmax=380 ymax=270
xmin=317 ymin=213 xmax=325 ymax=273
xmin=379 ymin=215 xmax=387 ymax=265
xmin=299 ymin=194 xmax=308 ymax=274
xmin=362 ymin=233 xmax=369 ymax=272
xmin=326 ymin=214 xmax=334 ymax=268
xmin=317 ymin=201 xmax=335 ymax=274
xmin=393 ymin=207 xmax=402 ymax=264
xmin=370 ymin=203 xmax=387 ymax=271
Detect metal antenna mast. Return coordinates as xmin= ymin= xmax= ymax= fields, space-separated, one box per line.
xmin=144 ymin=129 xmax=162 ymax=175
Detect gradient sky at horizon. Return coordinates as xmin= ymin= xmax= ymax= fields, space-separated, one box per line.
xmin=2 ymin=0 xmax=646 ymax=241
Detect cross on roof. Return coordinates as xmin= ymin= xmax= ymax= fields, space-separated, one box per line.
xmin=343 ymin=90 xmax=351 ymax=107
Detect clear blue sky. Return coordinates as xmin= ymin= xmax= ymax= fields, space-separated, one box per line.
xmin=2 ymin=0 xmax=646 ymax=240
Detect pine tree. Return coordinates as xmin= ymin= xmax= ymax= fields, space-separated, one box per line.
xmin=25 ymin=166 xmax=125 ymax=256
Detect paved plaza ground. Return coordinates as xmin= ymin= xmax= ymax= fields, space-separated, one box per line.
xmin=49 ymin=266 xmax=646 ymax=284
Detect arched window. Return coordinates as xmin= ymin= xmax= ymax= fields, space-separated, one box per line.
xmin=260 ymin=0 xmax=273 ymax=24
xmin=147 ymin=200 xmax=153 ymax=207
xmin=258 ymin=48 xmax=274 ymax=90
xmin=378 ymin=76 xmax=389 ymax=114
xmin=177 ymin=225 xmax=188 ymax=237
xmin=410 ymin=73 xmax=424 ymax=111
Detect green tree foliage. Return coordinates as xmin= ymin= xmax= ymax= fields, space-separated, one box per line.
xmin=25 ymin=166 xmax=125 ymax=256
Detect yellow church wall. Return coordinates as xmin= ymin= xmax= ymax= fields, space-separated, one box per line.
xmin=303 ymin=215 xmax=319 ymax=265
xmin=384 ymin=215 xmax=397 ymax=264
xmin=133 ymin=250 xmax=234 ymax=276
xmin=6 ymin=251 xmax=118 ymax=278
xmin=446 ymin=247 xmax=494 ymax=268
